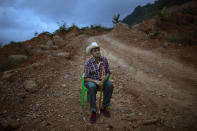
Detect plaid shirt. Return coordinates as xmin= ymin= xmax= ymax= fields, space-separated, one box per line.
xmin=84 ymin=56 xmax=110 ymax=81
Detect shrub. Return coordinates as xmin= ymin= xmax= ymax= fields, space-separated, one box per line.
xmin=81 ymin=26 xmax=89 ymax=30
xmin=0 ymin=56 xmax=29 ymax=71
xmin=9 ymin=41 xmax=23 ymax=47
xmin=112 ymin=13 xmax=121 ymax=25
xmin=81 ymin=26 xmax=89 ymax=31
xmin=67 ymin=24 xmax=80 ymax=32
xmin=80 ymin=27 xmax=90 ymax=34
xmin=156 ymin=7 xmax=168 ymax=22
xmin=42 ymin=31 xmax=53 ymax=38
xmin=55 ymin=22 xmax=67 ymax=33
xmin=90 ymin=25 xmax=112 ymax=31
xmin=10 ymin=41 xmax=16 ymax=44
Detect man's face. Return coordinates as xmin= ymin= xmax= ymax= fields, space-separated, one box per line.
xmin=91 ymin=47 xmax=101 ymax=58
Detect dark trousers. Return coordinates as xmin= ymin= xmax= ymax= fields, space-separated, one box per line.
xmin=84 ymin=80 xmax=114 ymax=112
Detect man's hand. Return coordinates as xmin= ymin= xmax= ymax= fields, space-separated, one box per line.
xmin=102 ymin=76 xmax=107 ymax=83
xmin=94 ymin=80 xmax=103 ymax=87
xmin=101 ymin=74 xmax=109 ymax=83
xmin=85 ymin=77 xmax=109 ymax=87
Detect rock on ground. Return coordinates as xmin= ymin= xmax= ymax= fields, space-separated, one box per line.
xmin=23 ymin=79 xmax=39 ymax=93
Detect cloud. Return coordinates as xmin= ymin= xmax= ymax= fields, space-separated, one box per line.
xmin=0 ymin=0 xmax=155 ymax=44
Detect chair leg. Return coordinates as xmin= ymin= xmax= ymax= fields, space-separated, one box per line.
xmin=80 ymin=89 xmax=85 ymax=108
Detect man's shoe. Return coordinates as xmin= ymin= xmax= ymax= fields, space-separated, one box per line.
xmin=100 ymin=108 xmax=110 ymax=117
xmin=90 ymin=112 xmax=96 ymax=123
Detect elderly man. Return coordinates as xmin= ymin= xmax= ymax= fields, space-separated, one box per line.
xmin=84 ymin=42 xmax=114 ymax=123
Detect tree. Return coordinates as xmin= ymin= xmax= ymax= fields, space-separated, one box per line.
xmin=112 ymin=13 xmax=120 ymax=25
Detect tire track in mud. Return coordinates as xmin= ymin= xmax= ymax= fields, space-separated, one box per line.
xmin=101 ymin=35 xmax=197 ymax=81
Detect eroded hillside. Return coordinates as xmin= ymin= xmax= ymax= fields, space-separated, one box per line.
xmin=0 ymin=2 xmax=197 ymax=130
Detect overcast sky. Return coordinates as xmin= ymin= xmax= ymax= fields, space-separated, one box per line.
xmin=0 ymin=0 xmax=155 ymax=45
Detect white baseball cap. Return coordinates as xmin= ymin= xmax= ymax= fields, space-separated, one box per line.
xmin=86 ymin=42 xmax=100 ymax=54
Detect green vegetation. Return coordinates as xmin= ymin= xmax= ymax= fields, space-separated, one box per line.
xmin=122 ymin=0 xmax=193 ymax=25
xmin=112 ymin=13 xmax=121 ymax=25
xmin=0 ymin=56 xmax=29 ymax=71
xmin=67 ymin=24 xmax=80 ymax=32
xmin=156 ymin=7 xmax=168 ymax=23
xmin=10 ymin=41 xmax=23 ymax=47
xmin=34 ymin=21 xmax=112 ymax=38
xmin=122 ymin=4 xmax=156 ymax=25
xmin=165 ymin=32 xmax=184 ymax=43
xmin=55 ymin=22 xmax=67 ymax=33
xmin=41 ymin=31 xmax=53 ymax=38
xmin=90 ymin=25 xmax=112 ymax=31
xmin=165 ymin=32 xmax=197 ymax=45
xmin=148 ymin=32 xmax=160 ymax=39
xmin=122 ymin=0 xmax=197 ymax=46
xmin=55 ymin=22 xmax=80 ymax=33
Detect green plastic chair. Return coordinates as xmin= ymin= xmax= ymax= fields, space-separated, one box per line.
xmin=80 ymin=73 xmax=89 ymax=108
xmin=80 ymin=73 xmax=110 ymax=108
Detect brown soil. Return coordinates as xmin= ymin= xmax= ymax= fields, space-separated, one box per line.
xmin=1 ymin=8 xmax=197 ymax=130
xmin=1 ymin=27 xmax=197 ymax=130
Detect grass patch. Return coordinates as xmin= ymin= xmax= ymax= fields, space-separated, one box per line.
xmin=90 ymin=25 xmax=112 ymax=31
xmin=0 ymin=56 xmax=29 ymax=71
